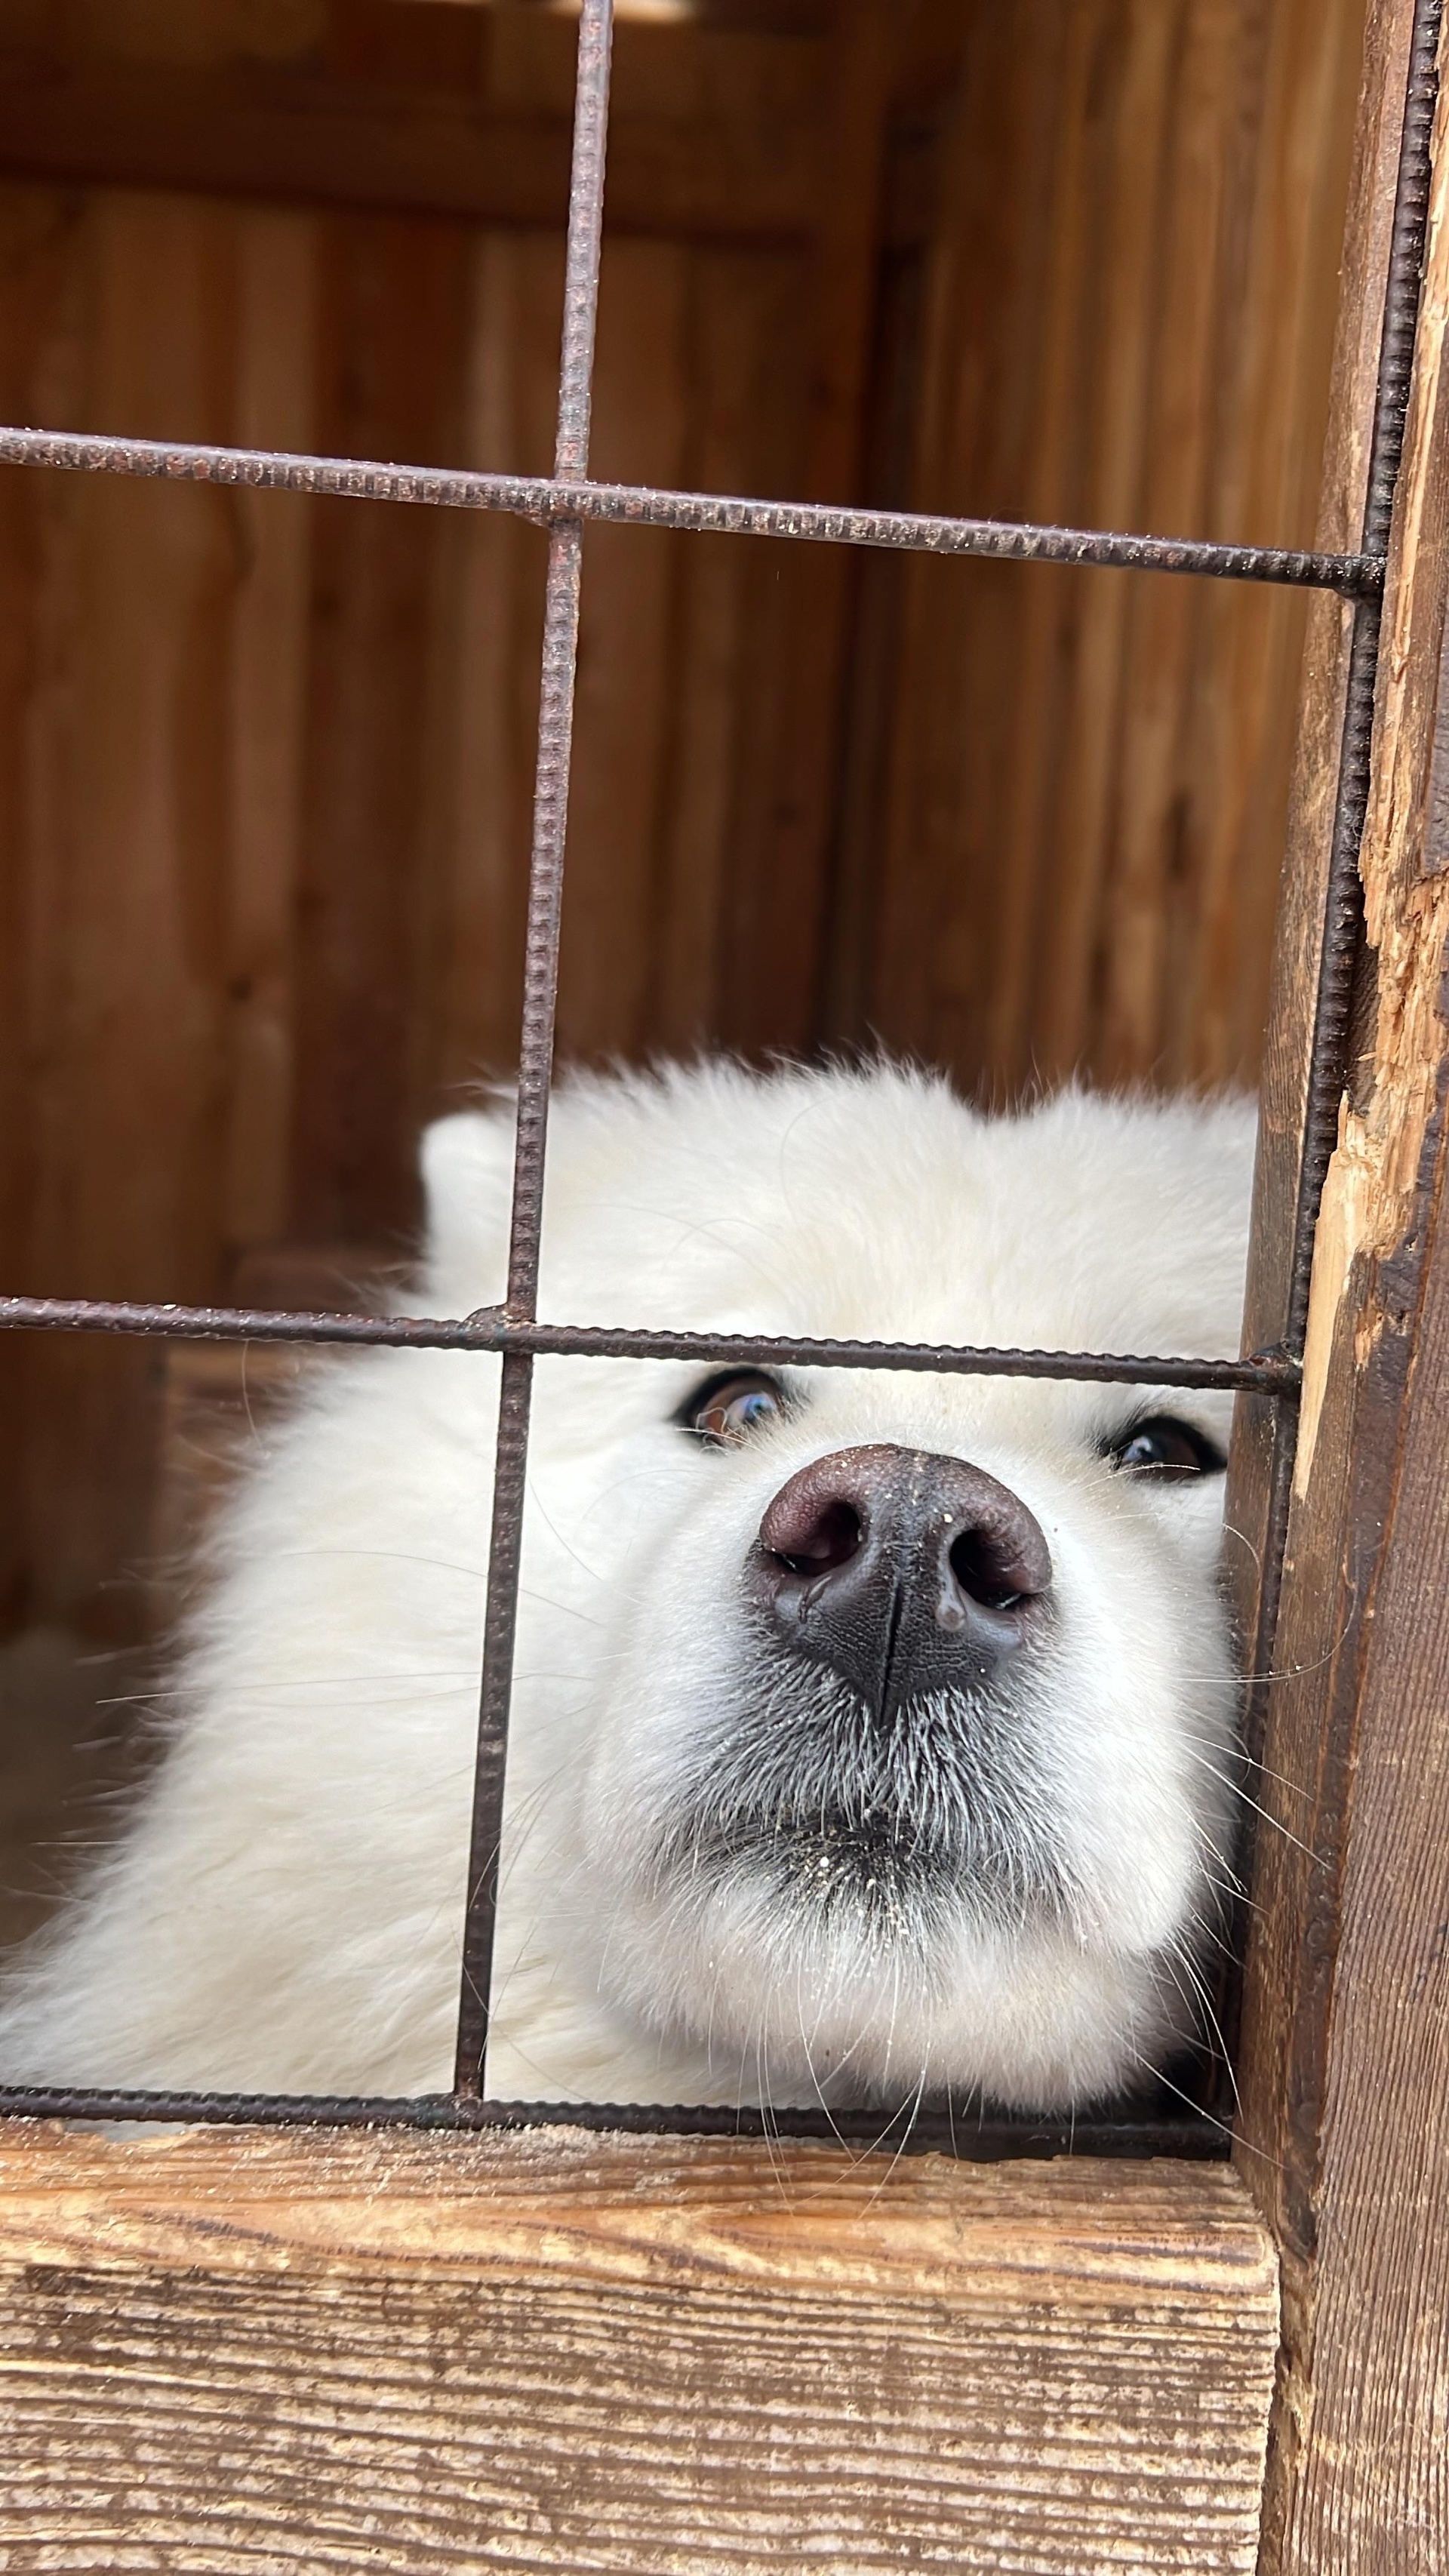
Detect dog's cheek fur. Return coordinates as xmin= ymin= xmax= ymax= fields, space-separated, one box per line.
xmin=0 ymin=1346 xmax=503 ymax=2094
xmin=1032 ymin=1478 xmax=1238 ymax=1959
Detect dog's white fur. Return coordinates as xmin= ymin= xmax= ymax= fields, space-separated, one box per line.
xmin=0 ymin=1062 xmax=1255 ymax=2110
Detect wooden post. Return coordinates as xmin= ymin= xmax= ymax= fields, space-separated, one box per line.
xmin=1230 ymin=3 xmax=1449 ymax=2565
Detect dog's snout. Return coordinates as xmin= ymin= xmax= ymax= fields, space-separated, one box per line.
xmin=754 ymin=1445 xmax=1051 ymax=1713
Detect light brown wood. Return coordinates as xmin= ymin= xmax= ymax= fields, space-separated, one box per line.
xmin=0 ymin=2124 xmax=1278 ymax=2574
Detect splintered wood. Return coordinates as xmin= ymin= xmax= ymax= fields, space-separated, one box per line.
xmin=0 ymin=2126 xmax=1278 ymax=2575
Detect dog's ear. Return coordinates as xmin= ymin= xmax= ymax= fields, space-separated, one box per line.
xmin=418 ymin=1106 xmax=516 ymax=1310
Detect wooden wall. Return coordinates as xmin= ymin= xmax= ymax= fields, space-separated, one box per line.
xmin=0 ymin=0 xmax=1367 ymax=1635
xmin=832 ymin=0 xmax=1371 ymax=1095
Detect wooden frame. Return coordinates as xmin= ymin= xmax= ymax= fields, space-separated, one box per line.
xmin=2 ymin=2 xmax=1449 ymax=2568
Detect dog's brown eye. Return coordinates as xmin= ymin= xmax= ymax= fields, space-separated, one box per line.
xmin=1106 ymin=1416 xmax=1224 ymax=1478
xmin=682 ymin=1371 xmax=787 ymax=1447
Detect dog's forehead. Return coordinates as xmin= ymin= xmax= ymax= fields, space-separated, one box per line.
xmin=538 ymin=1067 xmax=1254 ymax=1362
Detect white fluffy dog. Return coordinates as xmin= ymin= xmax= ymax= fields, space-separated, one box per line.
xmin=0 ymin=1062 xmax=1255 ymax=2112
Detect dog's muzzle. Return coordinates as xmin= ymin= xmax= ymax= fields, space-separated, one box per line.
xmin=746 ymin=1445 xmax=1054 ymax=1716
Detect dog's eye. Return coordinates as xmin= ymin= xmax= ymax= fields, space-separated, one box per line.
xmin=680 ymin=1371 xmax=788 ymax=1447
xmin=1106 ymin=1415 xmax=1225 ymax=1479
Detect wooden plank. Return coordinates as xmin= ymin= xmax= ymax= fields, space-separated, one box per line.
xmin=1277 ymin=1131 xmax=1449 ymax=2567
xmin=717 ymin=0 xmax=890 ymax=1058
xmin=289 ymin=207 xmax=472 ymax=1245
xmin=14 ymin=190 xmax=241 ymax=1634
xmin=556 ymin=242 xmax=691 ymax=1061
xmin=223 ymin=209 xmax=318 ymax=1260
xmin=863 ymin=0 xmax=1367 ymax=1103
xmin=0 ymin=1630 xmax=148 ymax=1953
xmin=0 ymin=2125 xmax=1278 ymax=2573
xmin=0 ymin=5 xmax=826 ymax=248
xmin=1097 ymin=0 xmax=1243 ymax=1082
xmin=1177 ymin=0 xmax=1370 ymax=1092
xmin=426 ymin=226 xmax=553 ymax=1100
xmin=0 ymin=188 xmax=71 ymax=1630
xmin=643 ymin=242 xmax=823 ymax=1052
xmin=1029 ymin=0 xmax=1182 ymax=1080
xmin=860 ymin=0 xmax=1065 ymax=1079
xmin=1232 ymin=9 xmax=1449 ymax=2565
xmin=643 ymin=253 xmax=778 ymax=1052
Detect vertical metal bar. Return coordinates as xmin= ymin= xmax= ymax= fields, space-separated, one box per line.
xmin=454 ymin=0 xmax=615 ymax=2101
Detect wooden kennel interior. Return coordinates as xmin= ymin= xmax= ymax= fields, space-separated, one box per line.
xmin=1 ymin=0 xmax=1448 ymax=2568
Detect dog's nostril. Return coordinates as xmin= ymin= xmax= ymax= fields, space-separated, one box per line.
xmin=949 ymin=1524 xmax=1038 ymax=1614
xmin=773 ymin=1497 xmax=863 ymax=1577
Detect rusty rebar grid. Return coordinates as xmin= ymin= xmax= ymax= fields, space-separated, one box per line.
xmin=0 ymin=0 xmax=1436 ymax=2153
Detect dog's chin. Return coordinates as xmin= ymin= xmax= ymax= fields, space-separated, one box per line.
xmin=584 ymin=1659 xmax=1202 ymax=2110
xmin=591 ymin=1808 xmax=1168 ymax=2114
xmin=648 ymin=1803 xmax=1060 ymax=1944
xmin=632 ymin=1654 xmax=1070 ymax=1924
xmin=595 ymin=1852 xmax=1182 ymax=2111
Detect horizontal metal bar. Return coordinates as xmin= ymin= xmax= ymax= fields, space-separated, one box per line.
xmin=0 ymin=425 xmax=1380 ymax=595
xmin=0 ymin=2085 xmax=1226 ymax=2161
xmin=0 ymin=1293 xmax=1300 ymax=1392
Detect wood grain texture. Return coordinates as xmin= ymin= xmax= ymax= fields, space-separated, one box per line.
xmin=291 ymin=205 xmax=472 ymax=1245
xmin=715 ymin=0 xmax=888 ymax=1058
xmin=0 ymin=2125 xmax=1278 ymax=2574
xmin=0 ymin=183 xmax=819 ymax=1625
xmin=1232 ymin=8 xmax=1449 ymax=2566
xmin=2 ymin=189 xmax=241 ymax=1639
xmin=857 ymin=0 xmax=1367 ymax=1100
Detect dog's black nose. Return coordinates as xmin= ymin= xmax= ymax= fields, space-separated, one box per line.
xmin=751 ymin=1445 xmax=1052 ymax=1713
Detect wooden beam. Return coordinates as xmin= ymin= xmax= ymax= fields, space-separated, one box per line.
xmin=0 ymin=2125 xmax=1278 ymax=2572
xmin=0 ymin=14 xmax=823 ymax=248
xmin=1223 ymin=0 xmax=1417 ymax=1679
xmin=1232 ymin=5 xmax=1449 ymax=2565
